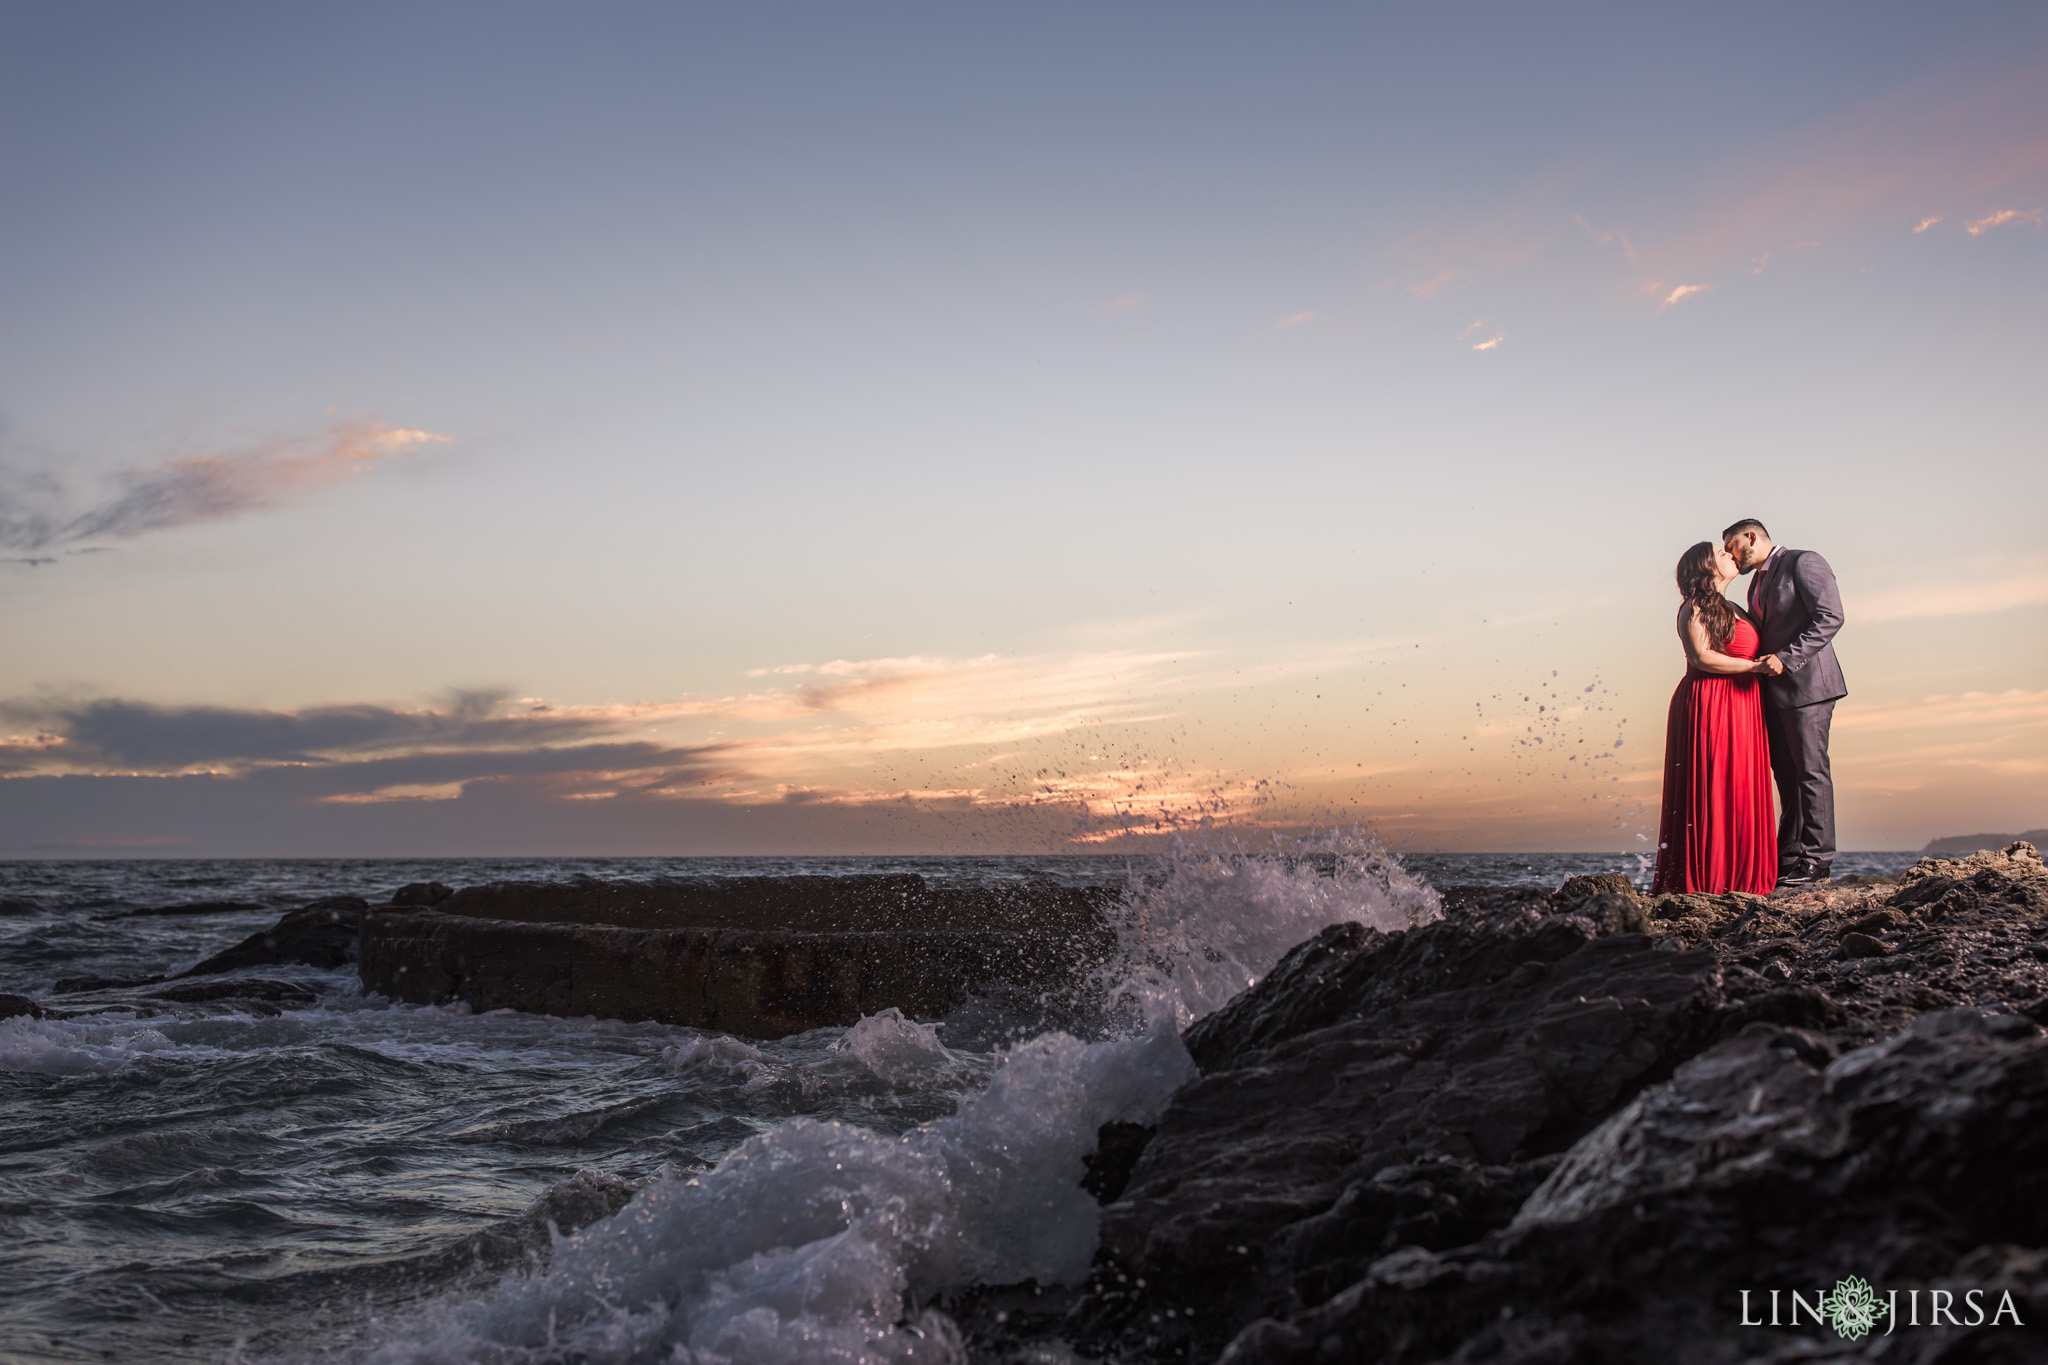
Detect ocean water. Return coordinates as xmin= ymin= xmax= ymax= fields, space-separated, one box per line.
xmin=0 ymin=847 xmax=1919 ymax=1363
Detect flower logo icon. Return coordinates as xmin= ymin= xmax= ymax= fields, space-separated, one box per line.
xmin=1820 ymin=1275 xmax=1889 ymax=1341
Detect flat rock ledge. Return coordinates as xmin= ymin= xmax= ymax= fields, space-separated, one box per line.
xmin=358 ymin=874 xmax=1118 ymax=1038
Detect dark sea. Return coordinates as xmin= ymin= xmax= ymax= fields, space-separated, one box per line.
xmin=0 ymin=848 xmax=1918 ymax=1364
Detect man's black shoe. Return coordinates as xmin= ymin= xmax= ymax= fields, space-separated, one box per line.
xmin=1777 ymin=860 xmax=1822 ymax=887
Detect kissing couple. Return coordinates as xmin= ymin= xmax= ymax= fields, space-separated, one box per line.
xmin=1651 ymin=518 xmax=1847 ymax=896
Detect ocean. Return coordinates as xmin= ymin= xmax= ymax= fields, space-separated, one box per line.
xmin=0 ymin=848 xmax=1919 ymax=1363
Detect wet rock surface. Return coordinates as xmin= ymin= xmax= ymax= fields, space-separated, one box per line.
xmin=360 ymin=875 xmax=1119 ymax=1038
xmin=178 ymin=896 xmax=369 ymax=976
xmin=962 ymin=843 xmax=2048 ymax=1364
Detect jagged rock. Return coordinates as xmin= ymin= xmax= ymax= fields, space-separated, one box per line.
xmin=1841 ymin=930 xmax=1890 ymax=958
xmin=1905 ymin=839 xmax=2045 ymax=885
xmin=1557 ymin=872 xmax=1636 ymax=902
xmin=1567 ymin=890 xmax=1648 ymax=935
xmin=1075 ymin=900 xmax=1729 ymax=1355
xmin=1219 ymin=1011 xmax=2048 ymax=1364
xmin=1651 ymin=890 xmax=1760 ymax=922
xmin=0 ymin=993 xmax=41 ymax=1021
xmin=178 ymin=896 xmax=369 ymax=976
xmin=1047 ymin=856 xmax=2048 ymax=1364
xmin=391 ymin=881 xmax=455 ymax=907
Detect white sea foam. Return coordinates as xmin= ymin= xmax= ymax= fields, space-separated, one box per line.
xmin=311 ymin=835 xmax=1438 ymax=1365
xmin=0 ymin=1014 xmax=196 ymax=1076
xmin=1094 ymin=830 xmax=1441 ymax=1028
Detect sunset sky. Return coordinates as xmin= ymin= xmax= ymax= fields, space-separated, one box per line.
xmin=2 ymin=3 xmax=2043 ymax=856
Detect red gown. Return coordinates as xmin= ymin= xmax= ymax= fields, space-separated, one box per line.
xmin=1650 ymin=616 xmax=1776 ymax=895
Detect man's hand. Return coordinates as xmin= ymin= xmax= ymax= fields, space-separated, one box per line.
xmin=1758 ymin=654 xmax=1786 ymax=677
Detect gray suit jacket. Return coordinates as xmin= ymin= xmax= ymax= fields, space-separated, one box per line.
xmin=1747 ymin=548 xmax=1847 ymax=708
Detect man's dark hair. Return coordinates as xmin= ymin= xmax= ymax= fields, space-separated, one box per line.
xmin=1722 ymin=517 xmax=1769 ymax=541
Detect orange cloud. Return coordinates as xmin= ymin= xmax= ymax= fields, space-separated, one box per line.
xmin=1965 ymin=207 xmax=2043 ymax=235
xmin=1913 ymin=215 xmax=1943 ymax=233
xmin=1274 ymin=310 xmax=1319 ymax=329
xmin=1471 ymin=333 xmax=1504 ymax=351
xmin=1658 ymin=283 xmax=1712 ymax=311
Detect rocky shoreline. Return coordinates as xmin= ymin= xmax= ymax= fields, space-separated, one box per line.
xmin=966 ymin=842 xmax=2048 ymax=1363
xmin=9 ymin=846 xmax=2046 ymax=1361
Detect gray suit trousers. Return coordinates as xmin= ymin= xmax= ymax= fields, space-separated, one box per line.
xmin=1765 ymin=700 xmax=1836 ymax=868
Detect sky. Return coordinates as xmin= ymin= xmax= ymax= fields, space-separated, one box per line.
xmin=1 ymin=2 xmax=2043 ymax=857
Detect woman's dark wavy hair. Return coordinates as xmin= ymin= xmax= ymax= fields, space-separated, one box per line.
xmin=1676 ymin=541 xmax=1738 ymax=650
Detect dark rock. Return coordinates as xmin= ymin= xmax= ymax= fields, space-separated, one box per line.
xmin=53 ymin=973 xmax=167 ymax=994
xmin=1649 ymin=890 xmax=1757 ymax=922
xmin=390 ymin=881 xmax=454 ymax=907
xmin=1556 ymin=872 xmax=1636 ymax=902
xmin=0 ymin=897 xmax=43 ymax=916
xmin=1079 ymin=903 xmax=1725 ymax=1355
xmin=1711 ymin=985 xmax=1846 ymax=1035
xmin=179 ymin=896 xmax=369 ymax=977
xmin=1218 ymin=1011 xmax=2048 ymax=1365
xmin=1844 ymin=907 xmax=1903 ymax=934
xmin=1082 ymin=1122 xmax=1156 ymax=1204
xmin=360 ymin=877 xmax=1117 ymax=1037
xmin=1054 ymin=847 xmax=2048 ymax=1364
xmin=1563 ymin=891 xmax=1647 ymax=935
xmin=1840 ymin=930 xmax=1890 ymax=958
xmin=144 ymin=978 xmax=322 ymax=1007
xmin=0 ymin=993 xmax=42 ymax=1020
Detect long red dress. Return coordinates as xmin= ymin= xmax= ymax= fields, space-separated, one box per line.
xmin=1650 ymin=616 xmax=1776 ymax=894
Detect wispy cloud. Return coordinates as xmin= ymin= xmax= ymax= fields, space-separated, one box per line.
xmin=1857 ymin=562 xmax=2048 ymax=622
xmin=0 ymin=420 xmax=449 ymax=555
xmin=1965 ymin=207 xmax=2043 ymax=235
xmin=1913 ymin=215 xmax=1943 ymax=233
xmin=1658 ymin=283 xmax=1713 ymax=312
xmin=1471 ymin=333 xmax=1503 ymax=351
xmin=1404 ymin=268 xmax=1465 ymax=300
xmin=1393 ymin=62 xmax=2048 ymax=316
xmin=1108 ymin=292 xmax=1144 ymax=314
xmin=1573 ymin=214 xmax=1639 ymax=261
xmin=1274 ymin=310 xmax=1319 ymax=329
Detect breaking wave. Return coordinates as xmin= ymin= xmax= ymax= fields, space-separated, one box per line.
xmin=319 ymin=833 xmax=1437 ymax=1365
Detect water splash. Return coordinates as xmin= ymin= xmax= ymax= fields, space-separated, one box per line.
xmin=326 ymin=833 xmax=1433 ymax=1365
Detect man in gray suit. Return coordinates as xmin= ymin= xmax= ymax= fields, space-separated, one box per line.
xmin=1723 ymin=518 xmax=1847 ymax=886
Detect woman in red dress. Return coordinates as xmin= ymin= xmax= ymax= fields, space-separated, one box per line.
xmin=1651 ymin=540 xmax=1777 ymax=895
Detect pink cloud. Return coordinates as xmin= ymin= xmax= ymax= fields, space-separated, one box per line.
xmin=1573 ymin=214 xmax=1639 ymax=262
xmin=1658 ymin=283 xmax=1713 ymax=312
xmin=1913 ymin=215 xmax=1943 ymax=233
xmin=1965 ymin=207 xmax=2043 ymax=235
xmin=1404 ymin=269 xmax=1465 ymax=300
xmin=1108 ymin=292 xmax=1144 ymax=314
xmin=2 ymin=420 xmax=451 ymax=554
xmin=1471 ymin=333 xmax=1504 ymax=351
xmin=1274 ymin=310 xmax=1319 ymax=329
